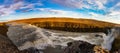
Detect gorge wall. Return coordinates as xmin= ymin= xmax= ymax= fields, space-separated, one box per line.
xmin=0 ymin=18 xmax=119 ymax=53
xmin=6 ymin=23 xmax=120 ymax=52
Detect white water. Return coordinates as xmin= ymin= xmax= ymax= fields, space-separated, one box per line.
xmin=102 ymin=28 xmax=116 ymax=50
xmin=7 ymin=23 xmax=117 ymax=52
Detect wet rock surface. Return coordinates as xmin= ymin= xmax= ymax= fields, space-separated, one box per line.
xmin=112 ymin=36 xmax=120 ymax=53
xmin=0 ymin=33 xmax=120 ymax=53
xmin=64 ymin=40 xmax=109 ymax=53
xmin=0 ymin=34 xmax=27 ymax=53
xmin=118 ymin=49 xmax=120 ymax=53
xmin=112 ymin=49 xmax=120 ymax=53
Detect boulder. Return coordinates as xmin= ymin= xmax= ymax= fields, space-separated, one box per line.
xmin=64 ymin=40 xmax=109 ymax=53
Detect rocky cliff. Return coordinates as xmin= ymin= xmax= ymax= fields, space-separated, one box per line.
xmin=0 ymin=18 xmax=120 ymax=53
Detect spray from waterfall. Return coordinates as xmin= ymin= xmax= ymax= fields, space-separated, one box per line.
xmin=102 ymin=28 xmax=115 ymax=50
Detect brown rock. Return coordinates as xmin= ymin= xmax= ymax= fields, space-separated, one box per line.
xmin=94 ymin=46 xmax=109 ymax=53
xmin=64 ymin=40 xmax=109 ymax=53
xmin=0 ymin=34 xmax=31 ymax=53
xmin=113 ymin=49 xmax=120 ymax=53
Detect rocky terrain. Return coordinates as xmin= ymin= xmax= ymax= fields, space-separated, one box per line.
xmin=0 ymin=17 xmax=120 ymax=53
xmin=64 ymin=40 xmax=109 ymax=53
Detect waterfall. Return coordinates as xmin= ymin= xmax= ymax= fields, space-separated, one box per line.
xmin=102 ymin=28 xmax=115 ymax=50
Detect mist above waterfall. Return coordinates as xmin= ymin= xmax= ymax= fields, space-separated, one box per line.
xmin=6 ymin=23 xmax=118 ymax=52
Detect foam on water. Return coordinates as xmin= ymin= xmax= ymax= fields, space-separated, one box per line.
xmin=102 ymin=28 xmax=115 ymax=50
xmin=7 ymin=23 xmax=117 ymax=52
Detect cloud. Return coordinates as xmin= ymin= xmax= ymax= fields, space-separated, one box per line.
xmin=109 ymin=11 xmax=120 ymax=16
xmin=88 ymin=2 xmax=120 ymax=24
xmin=39 ymin=8 xmax=90 ymax=18
xmin=38 ymin=8 xmax=67 ymax=14
xmin=0 ymin=2 xmax=24 ymax=16
xmin=13 ymin=0 xmax=23 ymax=2
xmin=110 ymin=2 xmax=120 ymax=11
xmin=33 ymin=8 xmax=86 ymax=18
xmin=106 ymin=2 xmax=120 ymax=16
xmin=0 ymin=0 xmax=43 ymax=16
xmin=89 ymin=11 xmax=120 ymax=24
xmin=89 ymin=12 xmax=100 ymax=17
xmin=53 ymin=0 xmax=108 ymax=9
xmin=114 ymin=2 xmax=120 ymax=7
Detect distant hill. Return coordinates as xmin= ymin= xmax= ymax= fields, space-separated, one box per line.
xmin=0 ymin=17 xmax=120 ymax=36
xmin=5 ymin=17 xmax=119 ymax=27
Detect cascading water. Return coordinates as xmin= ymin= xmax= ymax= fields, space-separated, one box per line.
xmin=102 ymin=28 xmax=115 ymax=50
xmin=7 ymin=23 xmax=117 ymax=53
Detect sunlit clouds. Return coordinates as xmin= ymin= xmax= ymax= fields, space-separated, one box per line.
xmin=0 ymin=0 xmax=120 ymax=24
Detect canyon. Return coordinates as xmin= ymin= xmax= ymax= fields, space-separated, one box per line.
xmin=0 ymin=18 xmax=120 ymax=53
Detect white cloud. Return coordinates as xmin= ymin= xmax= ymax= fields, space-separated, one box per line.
xmin=10 ymin=2 xmax=24 ymax=10
xmin=19 ymin=8 xmax=86 ymax=18
xmin=115 ymin=2 xmax=120 ymax=7
xmin=38 ymin=8 xmax=68 ymax=14
xmin=89 ymin=12 xmax=100 ymax=17
xmin=36 ymin=8 xmax=88 ymax=18
xmin=110 ymin=2 xmax=120 ymax=11
xmin=0 ymin=2 xmax=24 ymax=16
xmin=53 ymin=0 xmax=108 ymax=9
xmin=93 ymin=2 xmax=120 ymax=24
xmin=0 ymin=1 xmax=43 ymax=16
xmin=107 ymin=2 xmax=120 ymax=16
xmin=87 ymin=0 xmax=107 ymax=9
xmin=109 ymin=11 xmax=120 ymax=16
xmin=0 ymin=8 xmax=87 ymax=21
xmin=89 ymin=12 xmax=120 ymax=24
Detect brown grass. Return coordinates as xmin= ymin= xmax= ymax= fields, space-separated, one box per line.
xmin=0 ymin=17 xmax=119 ymax=35
xmin=5 ymin=17 xmax=118 ymax=28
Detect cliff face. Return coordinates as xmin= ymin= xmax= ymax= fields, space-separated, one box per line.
xmin=0 ymin=34 xmax=30 ymax=53
xmin=0 ymin=23 xmax=8 ymax=36
xmin=0 ymin=18 xmax=120 ymax=53
xmin=111 ymin=27 xmax=120 ymax=52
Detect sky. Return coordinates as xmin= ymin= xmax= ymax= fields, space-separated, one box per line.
xmin=0 ymin=0 xmax=120 ymax=24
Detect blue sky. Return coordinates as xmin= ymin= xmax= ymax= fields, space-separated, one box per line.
xmin=0 ymin=0 xmax=120 ymax=24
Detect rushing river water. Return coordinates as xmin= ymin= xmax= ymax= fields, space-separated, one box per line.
xmin=7 ymin=23 xmax=118 ymax=53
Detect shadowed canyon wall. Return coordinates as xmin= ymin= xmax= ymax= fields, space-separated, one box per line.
xmin=0 ymin=18 xmax=119 ymax=53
